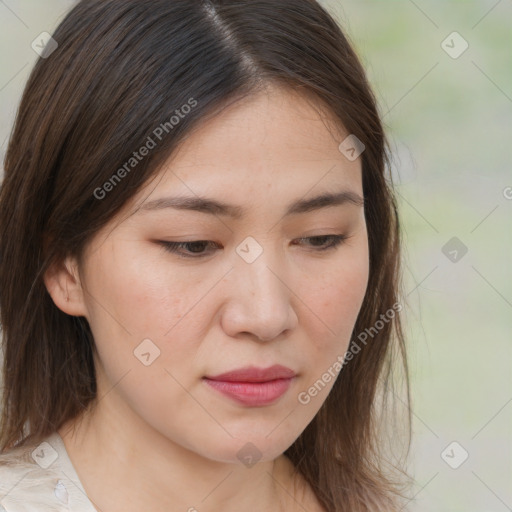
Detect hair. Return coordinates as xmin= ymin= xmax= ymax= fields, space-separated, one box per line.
xmin=0 ymin=0 xmax=411 ymax=509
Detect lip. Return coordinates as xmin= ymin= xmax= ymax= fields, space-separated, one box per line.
xmin=205 ymin=365 xmax=296 ymax=382
xmin=203 ymin=365 xmax=296 ymax=406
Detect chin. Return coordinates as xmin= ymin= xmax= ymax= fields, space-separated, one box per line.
xmin=193 ymin=430 xmax=296 ymax=466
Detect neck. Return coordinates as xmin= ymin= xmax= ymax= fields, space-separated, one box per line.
xmin=58 ymin=395 xmax=307 ymax=512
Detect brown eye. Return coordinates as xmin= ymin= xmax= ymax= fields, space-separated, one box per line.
xmin=158 ymin=234 xmax=348 ymax=259
xmin=293 ymin=235 xmax=348 ymax=251
xmin=159 ymin=240 xmax=220 ymax=258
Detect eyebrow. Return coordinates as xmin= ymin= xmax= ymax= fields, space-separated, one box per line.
xmin=138 ymin=190 xmax=364 ymax=219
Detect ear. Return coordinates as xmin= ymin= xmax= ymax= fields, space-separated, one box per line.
xmin=43 ymin=255 xmax=88 ymax=317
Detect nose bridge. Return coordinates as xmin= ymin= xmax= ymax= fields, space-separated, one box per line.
xmin=238 ymin=241 xmax=287 ymax=309
xmin=225 ymin=235 xmax=296 ymax=340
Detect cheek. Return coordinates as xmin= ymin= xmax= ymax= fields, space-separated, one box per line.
xmin=82 ymin=242 xmax=210 ymax=394
xmin=83 ymin=241 xmax=195 ymax=340
xmin=331 ymin=260 xmax=368 ymax=319
xmin=301 ymin=251 xmax=369 ymax=351
xmin=83 ymin=234 xmax=368 ymax=370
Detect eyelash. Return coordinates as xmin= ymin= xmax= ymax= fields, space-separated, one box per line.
xmin=158 ymin=235 xmax=349 ymax=259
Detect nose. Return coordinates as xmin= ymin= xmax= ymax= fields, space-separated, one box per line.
xmin=220 ymin=249 xmax=298 ymax=342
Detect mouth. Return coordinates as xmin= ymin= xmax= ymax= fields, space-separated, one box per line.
xmin=202 ymin=365 xmax=296 ymax=406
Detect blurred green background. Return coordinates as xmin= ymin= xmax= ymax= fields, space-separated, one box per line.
xmin=1 ymin=1 xmax=511 ymax=510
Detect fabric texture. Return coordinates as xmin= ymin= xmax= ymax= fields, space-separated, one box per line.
xmin=0 ymin=431 xmax=97 ymax=512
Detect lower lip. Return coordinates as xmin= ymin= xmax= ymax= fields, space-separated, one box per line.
xmin=203 ymin=377 xmax=294 ymax=406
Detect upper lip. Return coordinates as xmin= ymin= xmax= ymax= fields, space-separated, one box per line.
xmin=204 ymin=365 xmax=296 ymax=383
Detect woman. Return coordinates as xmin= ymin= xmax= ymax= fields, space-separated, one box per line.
xmin=0 ymin=0 xmax=411 ymax=510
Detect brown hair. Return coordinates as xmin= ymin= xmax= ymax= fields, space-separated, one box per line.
xmin=0 ymin=0 xmax=411 ymax=509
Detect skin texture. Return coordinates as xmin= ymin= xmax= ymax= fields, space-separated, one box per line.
xmin=45 ymin=84 xmax=369 ymax=512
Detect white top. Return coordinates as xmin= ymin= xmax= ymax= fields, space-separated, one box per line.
xmin=0 ymin=431 xmax=97 ymax=512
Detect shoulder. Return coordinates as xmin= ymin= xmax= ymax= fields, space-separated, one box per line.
xmin=0 ymin=440 xmax=69 ymax=512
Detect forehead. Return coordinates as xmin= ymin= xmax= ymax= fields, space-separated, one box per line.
xmin=169 ymin=85 xmax=353 ymax=167
xmin=130 ymin=84 xmax=362 ymax=216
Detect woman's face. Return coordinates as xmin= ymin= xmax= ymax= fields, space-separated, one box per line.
xmin=67 ymin=85 xmax=369 ymax=463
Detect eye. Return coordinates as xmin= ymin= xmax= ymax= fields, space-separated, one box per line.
xmin=159 ymin=240 xmax=219 ymax=258
xmin=158 ymin=234 xmax=349 ymax=259
xmin=292 ymin=234 xmax=348 ymax=251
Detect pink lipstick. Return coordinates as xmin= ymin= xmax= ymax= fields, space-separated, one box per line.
xmin=203 ymin=365 xmax=296 ymax=406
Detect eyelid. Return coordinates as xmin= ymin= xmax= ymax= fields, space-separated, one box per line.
xmin=157 ymin=234 xmax=350 ymax=259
